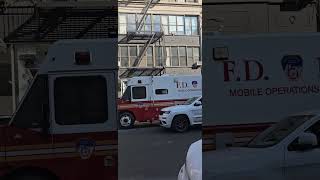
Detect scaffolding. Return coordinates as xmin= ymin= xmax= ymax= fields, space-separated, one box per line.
xmin=119 ymin=0 xmax=166 ymax=72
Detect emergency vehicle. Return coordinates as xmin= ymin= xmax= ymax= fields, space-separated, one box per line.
xmin=179 ymin=33 xmax=320 ymax=180
xmin=203 ymin=33 xmax=320 ymax=150
xmin=0 ymin=39 xmax=118 ymax=180
xmin=159 ymin=96 xmax=202 ymax=132
xmin=118 ymin=75 xmax=202 ymax=128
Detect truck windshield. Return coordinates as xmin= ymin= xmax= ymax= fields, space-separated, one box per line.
xmin=184 ymin=97 xmax=199 ymax=105
xmin=122 ymin=86 xmax=131 ymax=101
xmin=247 ymin=114 xmax=314 ymax=148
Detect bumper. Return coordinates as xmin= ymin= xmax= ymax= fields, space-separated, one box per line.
xmin=159 ymin=114 xmax=172 ymax=128
xmin=178 ymin=164 xmax=190 ymax=180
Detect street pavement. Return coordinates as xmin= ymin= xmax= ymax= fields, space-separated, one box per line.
xmin=118 ymin=125 xmax=201 ymax=180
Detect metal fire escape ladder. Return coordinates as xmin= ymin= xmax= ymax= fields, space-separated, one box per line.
xmin=132 ymin=32 xmax=156 ymax=66
xmin=136 ymin=0 xmax=155 ymax=32
xmin=119 ymin=0 xmax=164 ymax=68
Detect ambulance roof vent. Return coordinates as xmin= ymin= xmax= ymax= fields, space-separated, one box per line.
xmin=38 ymin=39 xmax=117 ymax=74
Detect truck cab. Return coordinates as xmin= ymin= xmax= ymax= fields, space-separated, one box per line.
xmin=0 ymin=39 xmax=118 ymax=180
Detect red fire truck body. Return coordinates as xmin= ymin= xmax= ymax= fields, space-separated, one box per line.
xmin=118 ymin=75 xmax=202 ymax=128
xmin=0 ymin=39 xmax=118 ymax=180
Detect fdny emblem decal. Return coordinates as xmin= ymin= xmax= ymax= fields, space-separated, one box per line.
xmin=192 ymin=81 xmax=198 ymax=88
xmin=281 ymin=55 xmax=303 ymax=81
xmin=76 ymin=139 xmax=96 ymax=159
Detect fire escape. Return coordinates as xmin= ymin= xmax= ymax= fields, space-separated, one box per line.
xmin=119 ymin=0 xmax=166 ymax=78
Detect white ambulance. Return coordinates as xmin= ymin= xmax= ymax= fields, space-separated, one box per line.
xmin=0 ymin=39 xmax=118 ymax=180
xmin=118 ymin=74 xmax=202 ymax=128
xmin=203 ymin=33 xmax=320 ymax=148
xmin=179 ymin=33 xmax=320 ymax=179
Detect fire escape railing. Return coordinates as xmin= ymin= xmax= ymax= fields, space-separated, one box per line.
xmin=119 ymin=0 xmax=165 ymax=69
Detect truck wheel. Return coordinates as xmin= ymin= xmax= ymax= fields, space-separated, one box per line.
xmin=119 ymin=112 xmax=135 ymax=129
xmin=171 ymin=115 xmax=190 ymax=133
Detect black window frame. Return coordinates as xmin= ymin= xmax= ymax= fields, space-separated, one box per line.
xmin=54 ymin=75 xmax=108 ymax=126
xmin=132 ymin=86 xmax=147 ymax=99
xmin=155 ymin=89 xmax=168 ymax=95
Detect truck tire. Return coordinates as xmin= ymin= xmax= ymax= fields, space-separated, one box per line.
xmin=171 ymin=115 xmax=190 ymax=133
xmin=119 ymin=112 xmax=135 ymax=129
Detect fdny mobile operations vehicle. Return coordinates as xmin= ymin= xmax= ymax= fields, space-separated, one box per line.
xmin=0 ymin=39 xmax=118 ymax=180
xmin=179 ymin=33 xmax=320 ymax=179
xmin=118 ymin=74 xmax=201 ymax=129
xmin=159 ymin=96 xmax=202 ymax=132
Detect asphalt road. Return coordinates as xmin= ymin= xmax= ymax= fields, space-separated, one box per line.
xmin=118 ymin=125 xmax=201 ymax=180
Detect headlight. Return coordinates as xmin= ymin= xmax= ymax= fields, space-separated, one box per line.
xmin=163 ymin=111 xmax=171 ymax=114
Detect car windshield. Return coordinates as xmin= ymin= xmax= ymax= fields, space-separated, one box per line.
xmin=247 ymin=114 xmax=314 ymax=148
xmin=184 ymin=97 xmax=199 ymax=105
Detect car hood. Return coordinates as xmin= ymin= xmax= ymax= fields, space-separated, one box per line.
xmin=162 ymin=105 xmax=190 ymax=112
xmin=203 ymin=146 xmax=282 ymax=178
xmin=186 ymin=140 xmax=202 ymax=180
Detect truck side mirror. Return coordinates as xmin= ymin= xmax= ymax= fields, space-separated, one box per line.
xmin=289 ymin=132 xmax=318 ymax=151
xmin=194 ymin=101 xmax=202 ymax=106
xmin=41 ymin=103 xmax=50 ymax=135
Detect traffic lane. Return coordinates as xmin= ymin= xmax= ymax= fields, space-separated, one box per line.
xmin=118 ymin=126 xmax=201 ymax=180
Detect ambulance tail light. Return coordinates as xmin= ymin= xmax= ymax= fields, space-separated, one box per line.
xmin=213 ymin=47 xmax=228 ymax=61
xmin=75 ymin=51 xmax=91 ymax=65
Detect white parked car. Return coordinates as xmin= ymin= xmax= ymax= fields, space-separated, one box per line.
xmin=178 ymin=140 xmax=202 ymax=180
xmin=159 ymin=96 xmax=202 ymax=132
xmin=180 ymin=110 xmax=320 ymax=180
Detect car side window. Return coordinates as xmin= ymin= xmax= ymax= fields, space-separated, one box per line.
xmin=306 ymin=121 xmax=320 ymax=146
xmin=11 ymin=75 xmax=48 ymax=128
xmin=288 ymin=120 xmax=320 ymax=151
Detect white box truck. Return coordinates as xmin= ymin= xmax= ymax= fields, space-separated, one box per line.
xmin=203 ymin=33 xmax=320 ymax=149
xmin=178 ymin=33 xmax=320 ymax=180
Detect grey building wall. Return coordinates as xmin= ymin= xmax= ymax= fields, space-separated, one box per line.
xmin=203 ymin=2 xmax=317 ymax=34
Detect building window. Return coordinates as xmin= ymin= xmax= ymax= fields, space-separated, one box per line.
xmin=118 ymin=13 xmax=199 ymax=36
xmin=127 ymin=14 xmax=137 ymax=32
xmin=169 ymin=16 xmax=177 ymax=34
xmin=177 ymin=16 xmax=185 ymax=35
xmin=155 ymin=46 xmax=164 ymax=66
xmin=185 ymin=16 xmax=198 ymax=35
xmin=187 ymin=47 xmax=200 ymax=65
xmin=153 ymin=15 xmax=161 ymax=32
xmin=146 ymin=47 xmax=154 ymax=67
xmin=119 ymin=45 xmax=200 ymax=68
xmin=129 ymin=46 xmax=138 ymax=66
xmin=179 ymin=47 xmax=187 ymax=66
xmin=171 ymin=47 xmax=179 ymax=66
xmin=119 ymin=14 xmax=127 ymax=34
xmin=161 ymin=16 xmax=169 ymax=34
xmin=120 ymin=46 xmax=129 ymax=67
